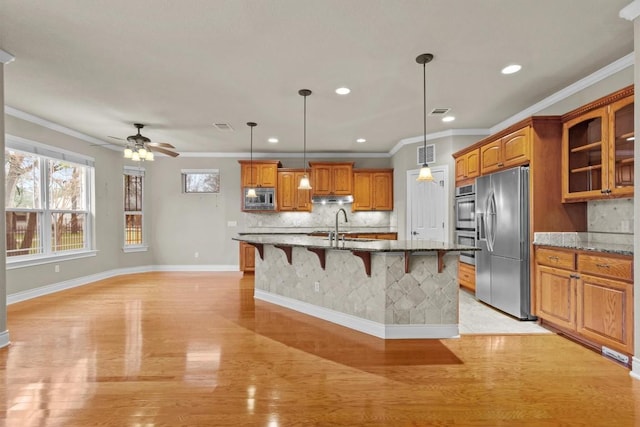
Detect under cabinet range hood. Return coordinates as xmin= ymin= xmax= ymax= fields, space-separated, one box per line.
xmin=311 ymin=195 xmax=354 ymax=205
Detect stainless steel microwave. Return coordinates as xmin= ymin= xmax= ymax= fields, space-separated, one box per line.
xmin=244 ymin=187 xmax=276 ymax=211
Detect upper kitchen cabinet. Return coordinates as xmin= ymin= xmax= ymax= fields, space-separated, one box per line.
xmin=561 ymin=85 xmax=634 ymax=202
xmin=309 ymin=162 xmax=354 ymax=196
xmin=454 ymin=148 xmax=480 ymax=185
xmin=239 ymin=160 xmax=281 ymax=188
xmin=480 ymin=127 xmax=530 ymax=175
xmin=353 ymin=169 xmax=393 ymax=211
xmin=277 ymin=169 xmax=311 ymax=212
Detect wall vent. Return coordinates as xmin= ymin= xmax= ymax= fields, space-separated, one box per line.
xmin=213 ymin=123 xmax=234 ymax=131
xmin=429 ymin=108 xmax=450 ymax=116
xmin=417 ymin=144 xmax=436 ymax=165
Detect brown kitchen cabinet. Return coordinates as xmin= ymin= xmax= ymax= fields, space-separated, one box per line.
xmin=309 ymin=162 xmax=354 ymax=196
xmin=239 ymin=160 xmax=281 ymax=188
xmin=458 ymin=261 xmax=476 ymax=292
xmin=480 ymin=127 xmax=530 ymax=175
xmin=353 ymin=169 xmax=393 ymax=211
xmin=454 ymin=148 xmax=480 ymax=185
xmin=277 ymin=169 xmax=311 ymax=212
xmin=561 ymin=86 xmax=634 ymax=202
xmin=239 ymin=241 xmax=256 ymax=273
xmin=534 ymin=246 xmax=634 ymax=357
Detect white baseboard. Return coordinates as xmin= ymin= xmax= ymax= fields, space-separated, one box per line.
xmin=0 ymin=330 xmax=10 ymax=348
xmin=8 ymin=264 xmax=238 ymax=304
xmin=254 ymin=289 xmax=459 ymax=339
xmin=631 ymin=356 xmax=640 ymax=381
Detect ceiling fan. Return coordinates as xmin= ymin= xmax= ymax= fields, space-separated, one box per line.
xmin=121 ymin=123 xmax=179 ymax=161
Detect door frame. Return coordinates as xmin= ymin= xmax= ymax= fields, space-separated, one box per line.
xmin=405 ymin=165 xmax=450 ymax=242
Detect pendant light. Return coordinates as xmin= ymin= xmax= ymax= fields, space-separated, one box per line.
xmin=246 ymin=122 xmax=258 ymax=198
xmin=298 ymin=89 xmax=312 ymax=190
xmin=416 ymin=53 xmax=435 ymax=182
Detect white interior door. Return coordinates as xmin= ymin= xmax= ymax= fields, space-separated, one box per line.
xmin=406 ymin=166 xmax=448 ymax=242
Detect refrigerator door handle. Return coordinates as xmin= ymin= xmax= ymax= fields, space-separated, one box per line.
xmin=486 ymin=190 xmax=497 ymax=252
xmin=477 ymin=213 xmax=485 ymax=241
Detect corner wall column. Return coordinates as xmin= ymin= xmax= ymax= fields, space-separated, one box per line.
xmin=0 ymin=48 xmax=15 ymax=348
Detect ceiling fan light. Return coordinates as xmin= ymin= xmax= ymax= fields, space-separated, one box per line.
xmin=131 ymin=152 xmax=141 ymax=162
xmin=124 ymin=147 xmax=133 ymax=159
xmin=138 ymin=147 xmax=148 ymax=159
xmin=417 ymin=165 xmax=434 ymax=182
xmin=246 ymin=188 xmax=258 ymax=198
xmin=298 ymin=174 xmax=312 ymax=190
xmin=146 ymin=151 xmax=154 ymax=161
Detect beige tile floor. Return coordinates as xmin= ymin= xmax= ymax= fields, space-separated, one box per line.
xmin=459 ymin=288 xmax=552 ymax=335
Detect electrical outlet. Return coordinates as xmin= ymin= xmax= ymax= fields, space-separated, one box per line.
xmin=54 ymin=264 xmax=60 ymax=273
xmin=194 ymin=252 xmax=199 ymax=258
xmin=314 ymin=281 xmax=320 ymax=292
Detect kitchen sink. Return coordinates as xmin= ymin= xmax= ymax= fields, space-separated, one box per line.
xmin=322 ymin=237 xmax=377 ymax=242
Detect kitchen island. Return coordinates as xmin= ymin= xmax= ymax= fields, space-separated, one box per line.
xmin=233 ymin=234 xmax=477 ymax=339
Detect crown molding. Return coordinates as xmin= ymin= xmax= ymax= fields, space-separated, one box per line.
xmin=179 ymin=151 xmax=391 ymax=159
xmin=620 ymin=1 xmax=640 ymax=20
xmin=0 ymin=49 xmax=15 ymax=65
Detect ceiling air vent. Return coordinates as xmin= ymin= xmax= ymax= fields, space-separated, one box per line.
xmin=417 ymin=144 xmax=436 ymax=165
xmin=429 ymin=108 xmax=450 ymax=116
xmin=213 ymin=123 xmax=234 ymax=131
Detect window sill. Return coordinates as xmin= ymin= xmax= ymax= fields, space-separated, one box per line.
xmin=123 ymin=245 xmax=149 ymax=253
xmin=6 ymin=250 xmax=98 ymax=270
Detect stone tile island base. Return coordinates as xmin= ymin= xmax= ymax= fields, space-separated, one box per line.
xmin=254 ymin=245 xmax=460 ymax=339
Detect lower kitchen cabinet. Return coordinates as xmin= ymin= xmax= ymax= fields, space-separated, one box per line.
xmin=239 ymin=241 xmax=256 ymax=273
xmin=458 ymin=261 xmax=475 ymax=292
xmin=534 ymin=246 xmax=634 ymax=356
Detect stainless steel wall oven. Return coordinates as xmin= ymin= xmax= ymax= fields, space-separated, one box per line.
xmin=455 ymin=183 xmax=476 ymax=230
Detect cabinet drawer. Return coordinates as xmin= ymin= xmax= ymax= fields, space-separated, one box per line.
xmin=578 ymin=254 xmax=633 ymax=281
xmin=536 ymin=248 xmax=575 ymax=270
xmin=458 ymin=261 xmax=476 ymax=291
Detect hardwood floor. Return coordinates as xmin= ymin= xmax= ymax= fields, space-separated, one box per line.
xmin=1 ymin=272 xmax=638 ymax=426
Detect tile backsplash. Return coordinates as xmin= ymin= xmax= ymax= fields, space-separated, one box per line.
xmin=588 ymin=198 xmax=634 ymax=233
xmin=244 ymin=203 xmax=392 ymax=232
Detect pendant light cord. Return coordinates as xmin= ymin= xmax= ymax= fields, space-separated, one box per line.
xmin=250 ymin=125 xmax=254 ymax=183
xmin=422 ymin=60 xmax=427 ymax=165
xmin=303 ymin=93 xmax=307 ymax=174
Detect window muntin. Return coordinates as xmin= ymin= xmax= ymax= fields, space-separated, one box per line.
xmin=5 ymin=148 xmax=92 ymax=259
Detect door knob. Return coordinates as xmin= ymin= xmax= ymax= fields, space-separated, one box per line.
xmin=412 ymin=231 xmax=418 ymax=235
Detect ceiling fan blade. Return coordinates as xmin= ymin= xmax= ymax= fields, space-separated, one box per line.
xmin=108 ymin=135 xmax=125 ymax=141
xmin=149 ymin=146 xmax=180 ymax=157
xmin=147 ymin=142 xmax=175 ymax=149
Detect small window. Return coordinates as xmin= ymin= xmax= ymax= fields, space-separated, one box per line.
xmin=182 ymin=169 xmax=220 ymax=193
xmin=124 ymin=168 xmax=145 ymax=248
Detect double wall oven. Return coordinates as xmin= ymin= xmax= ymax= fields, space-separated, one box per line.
xmin=454 ymin=183 xmax=476 ymax=265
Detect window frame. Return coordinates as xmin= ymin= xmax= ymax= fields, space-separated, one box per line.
xmin=5 ymin=135 xmax=97 ymax=269
xmin=123 ymin=166 xmax=148 ymax=253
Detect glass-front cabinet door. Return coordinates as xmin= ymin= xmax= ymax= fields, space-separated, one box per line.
xmin=609 ymin=96 xmax=634 ymax=197
xmin=562 ymin=107 xmax=608 ymax=201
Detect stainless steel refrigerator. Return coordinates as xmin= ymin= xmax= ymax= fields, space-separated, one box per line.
xmin=476 ymin=166 xmax=534 ymax=320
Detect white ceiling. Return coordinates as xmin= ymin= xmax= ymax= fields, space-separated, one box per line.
xmin=1 ymin=0 xmax=635 ymax=156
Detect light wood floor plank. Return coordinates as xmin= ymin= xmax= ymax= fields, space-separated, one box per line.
xmin=0 ymin=272 xmax=637 ymax=426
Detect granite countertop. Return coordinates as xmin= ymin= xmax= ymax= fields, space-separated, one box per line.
xmin=238 ymin=228 xmax=396 ymax=236
xmin=533 ymin=232 xmax=633 ymax=256
xmin=234 ymin=234 xmax=478 ymax=253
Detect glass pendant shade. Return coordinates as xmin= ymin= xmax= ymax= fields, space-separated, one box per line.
xmin=298 ymin=173 xmax=312 ymax=190
xmin=131 ymin=151 xmax=141 ymax=162
xmin=246 ymin=188 xmax=258 ymax=198
xmin=124 ymin=147 xmax=133 ymax=159
xmin=138 ymin=147 xmax=148 ymax=159
xmin=146 ymin=151 xmax=154 ymax=161
xmin=417 ymin=164 xmax=434 ymax=181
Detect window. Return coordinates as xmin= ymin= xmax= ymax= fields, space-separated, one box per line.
xmin=124 ymin=167 xmax=146 ymax=250
xmin=5 ymin=136 xmax=94 ymax=263
xmin=181 ymin=169 xmax=220 ymax=193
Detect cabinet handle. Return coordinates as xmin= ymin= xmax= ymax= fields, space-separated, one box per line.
xmin=569 ymin=274 xmax=580 ymax=279
xmin=547 ymin=256 xmax=559 ymax=261
xmin=497 ymin=162 xmax=504 ymax=167
xmin=595 ymin=263 xmax=610 ymax=269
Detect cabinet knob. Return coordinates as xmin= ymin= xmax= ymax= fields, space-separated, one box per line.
xmin=497 ymin=162 xmax=504 ymax=167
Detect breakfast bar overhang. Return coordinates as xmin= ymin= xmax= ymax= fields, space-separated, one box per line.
xmin=234 ymin=235 xmax=478 ymax=339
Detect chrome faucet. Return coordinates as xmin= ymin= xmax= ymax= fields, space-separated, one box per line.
xmin=333 ymin=208 xmax=348 ymax=246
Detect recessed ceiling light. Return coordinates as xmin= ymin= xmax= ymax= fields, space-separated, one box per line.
xmin=501 ymin=64 xmax=522 ymax=75
xmin=268 ymin=137 xmax=279 ymax=143
xmin=335 ymin=87 xmax=351 ymax=95
xmin=442 ymin=116 xmax=455 ymax=122
xmin=356 ymin=138 xmax=366 ymax=143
